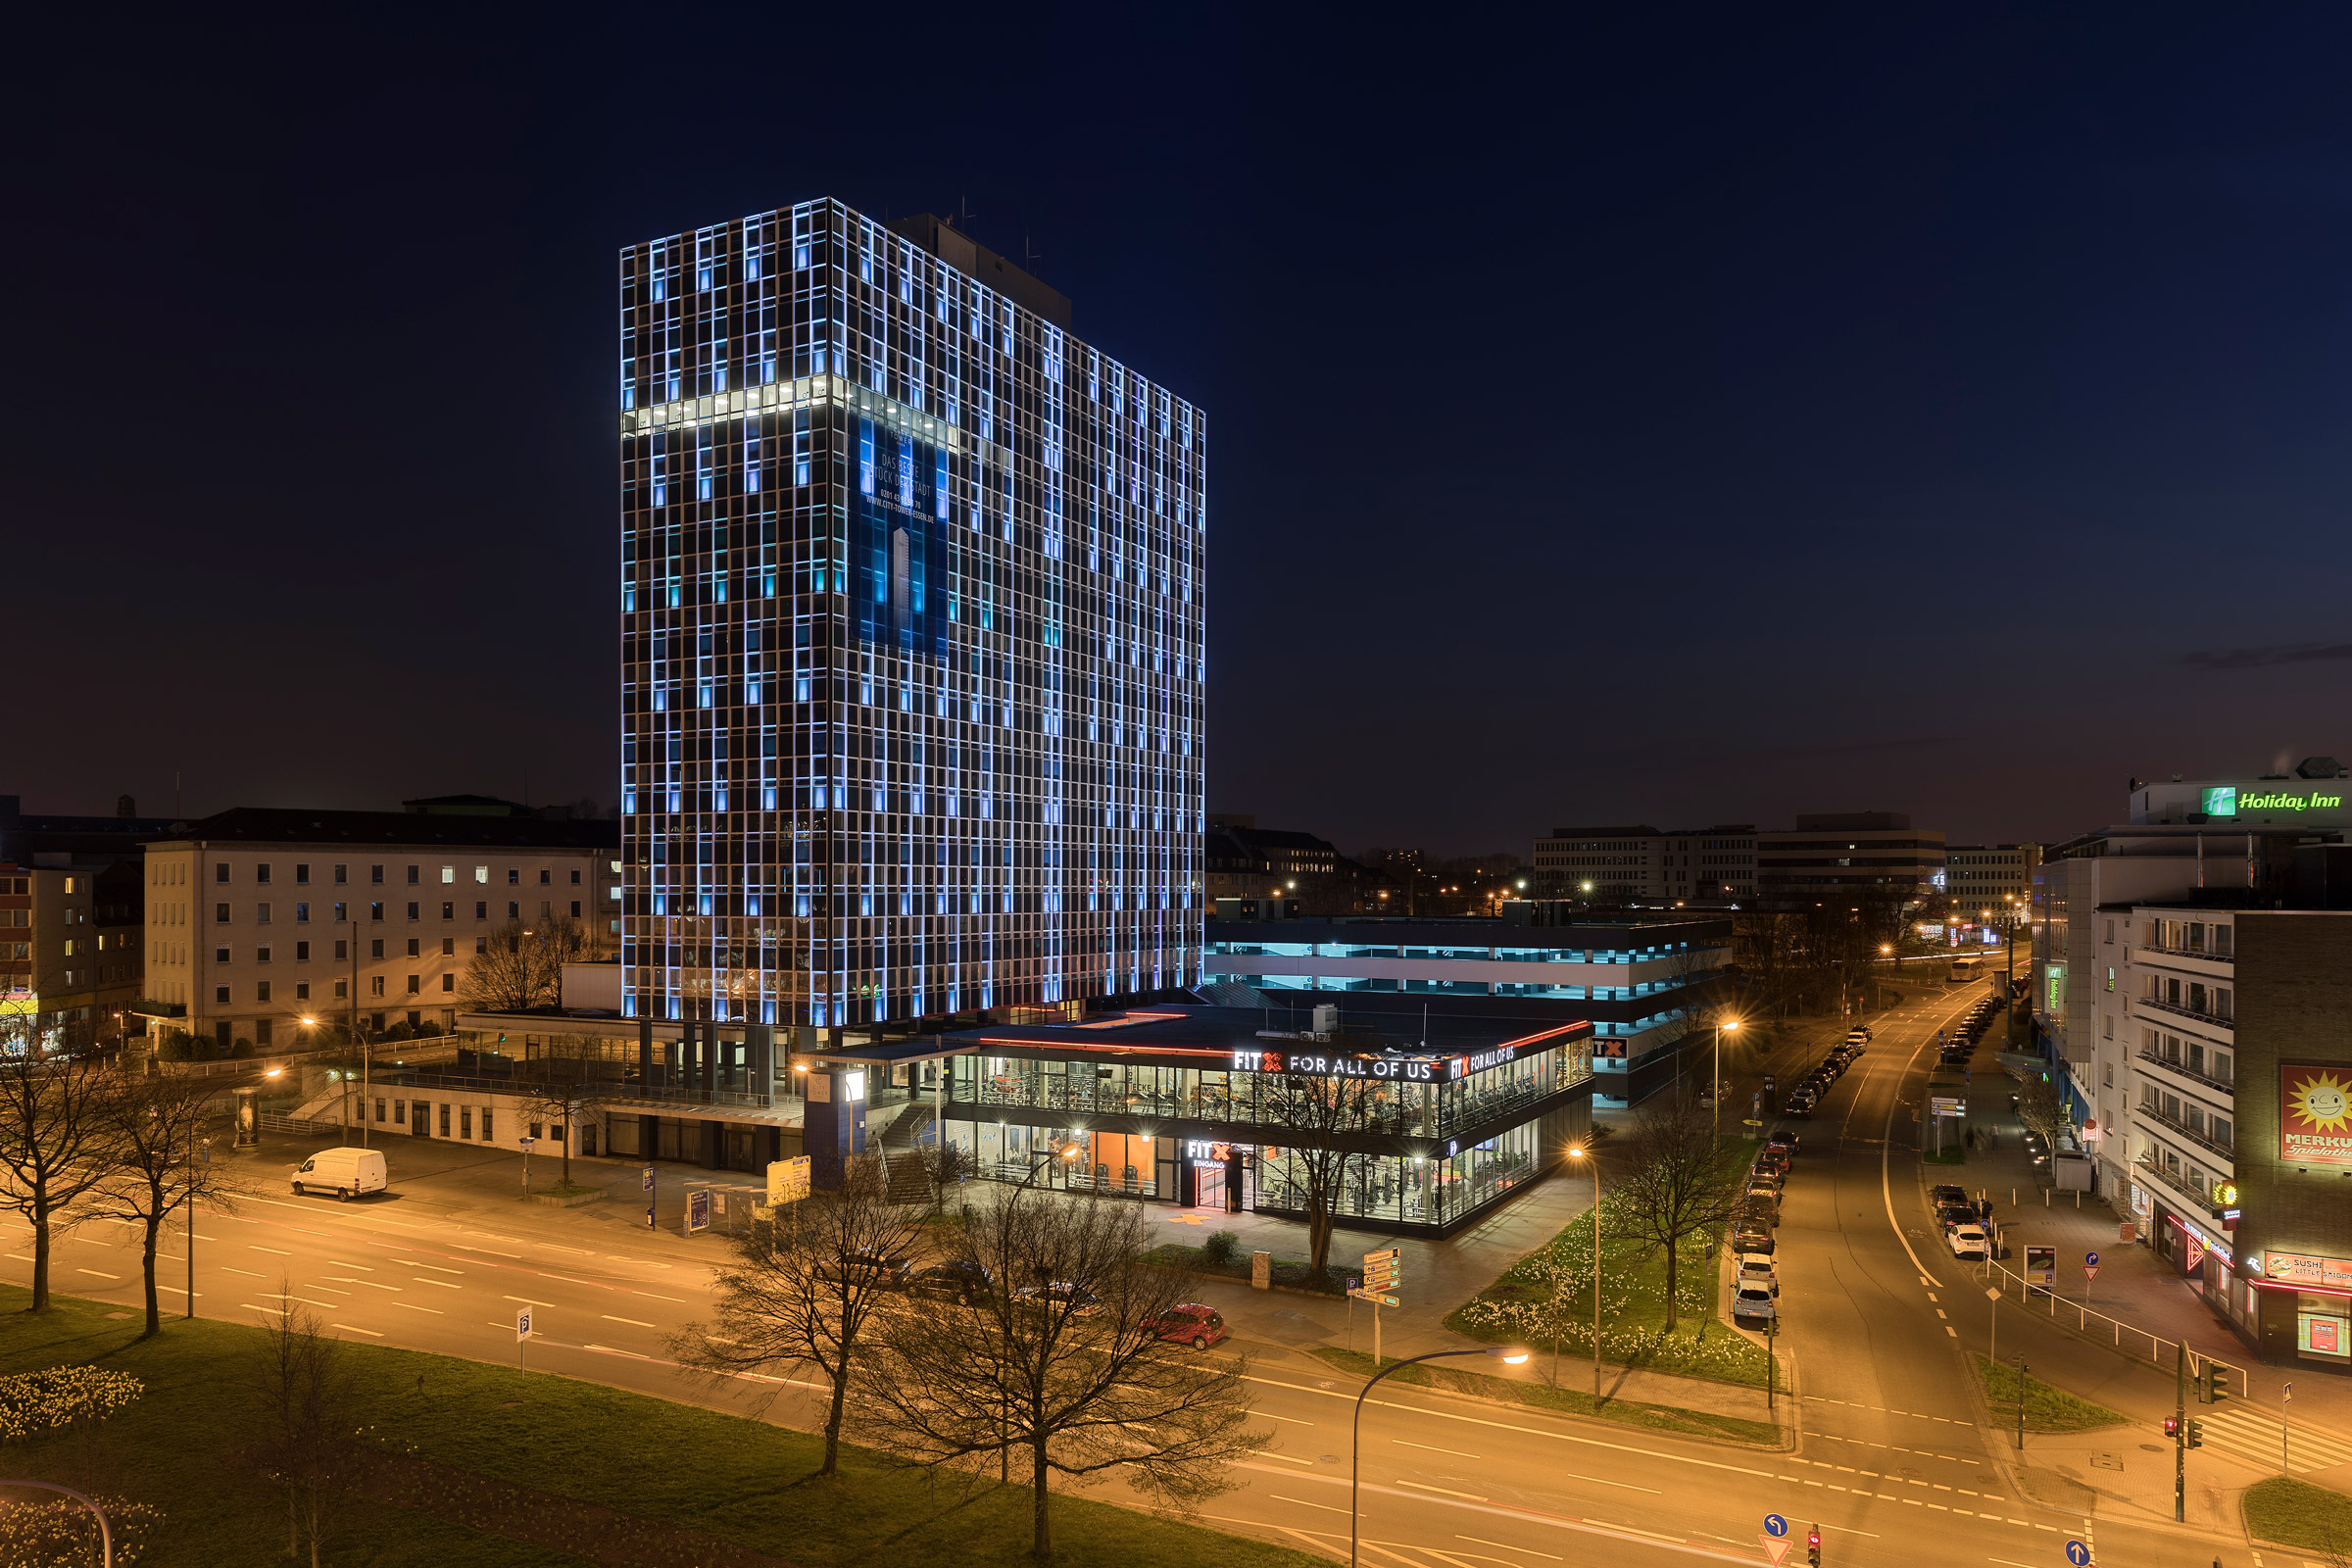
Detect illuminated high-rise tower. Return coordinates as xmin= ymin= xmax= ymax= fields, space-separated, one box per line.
xmin=616 ymin=200 xmax=1205 ymax=1041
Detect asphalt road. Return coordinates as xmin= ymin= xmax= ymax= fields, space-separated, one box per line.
xmin=0 ymin=986 xmax=2263 ymax=1566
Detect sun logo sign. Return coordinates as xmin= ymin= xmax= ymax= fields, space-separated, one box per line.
xmin=2280 ymin=1064 xmax=2352 ymax=1167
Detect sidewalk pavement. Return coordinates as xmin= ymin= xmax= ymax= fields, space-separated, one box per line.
xmin=1947 ymin=1096 xmax=2352 ymax=1516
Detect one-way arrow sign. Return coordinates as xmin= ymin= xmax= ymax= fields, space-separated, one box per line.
xmin=1759 ymin=1535 xmax=1792 ymax=1566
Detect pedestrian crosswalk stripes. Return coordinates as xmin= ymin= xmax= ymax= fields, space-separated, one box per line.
xmin=2195 ymin=1406 xmax=2352 ymax=1473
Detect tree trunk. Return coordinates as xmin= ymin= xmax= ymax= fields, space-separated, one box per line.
xmin=821 ymin=1364 xmax=847 ymax=1476
xmin=562 ymin=1129 xmax=571 ymax=1188
xmin=141 ymin=1210 xmax=163 ymax=1337
xmin=30 ymin=1212 xmax=51 ymax=1309
xmin=1662 ymin=1239 xmax=1679 ymax=1331
xmin=1031 ymin=1433 xmax=1053 ymax=1560
xmin=1308 ymin=1205 xmax=1332 ymax=1274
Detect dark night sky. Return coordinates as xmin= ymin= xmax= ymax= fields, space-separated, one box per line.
xmin=11 ymin=8 xmax=2352 ymax=856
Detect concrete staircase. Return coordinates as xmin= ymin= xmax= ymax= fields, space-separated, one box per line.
xmin=877 ymin=1103 xmax=936 ymax=1204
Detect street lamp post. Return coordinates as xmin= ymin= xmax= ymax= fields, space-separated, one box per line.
xmin=1712 ymin=1017 xmax=1740 ymax=1138
xmin=1351 ymin=1346 xmax=1530 ymax=1567
xmin=1567 ymin=1143 xmax=1602 ymax=1398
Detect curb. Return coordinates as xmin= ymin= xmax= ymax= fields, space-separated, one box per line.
xmin=1256 ymin=1344 xmax=1794 ymax=1452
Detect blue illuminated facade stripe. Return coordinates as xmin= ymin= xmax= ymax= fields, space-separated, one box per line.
xmin=616 ymin=200 xmax=1205 ymax=1032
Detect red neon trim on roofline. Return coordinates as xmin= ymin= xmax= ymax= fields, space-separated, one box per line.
xmin=1499 ymin=1020 xmax=1592 ymax=1049
xmin=2251 ymin=1278 xmax=2352 ymax=1298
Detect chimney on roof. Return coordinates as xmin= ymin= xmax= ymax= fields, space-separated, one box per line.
xmin=117 ymin=795 xmax=136 ymax=818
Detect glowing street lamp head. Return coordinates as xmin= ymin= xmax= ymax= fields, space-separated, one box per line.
xmin=1722 ymin=1017 xmax=1740 ymax=1033
xmin=1489 ymin=1348 xmax=1533 ymax=1364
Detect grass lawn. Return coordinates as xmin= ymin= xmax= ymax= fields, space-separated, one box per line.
xmin=1971 ymin=1354 xmax=2126 ymax=1432
xmin=1444 ymin=1141 xmax=1781 ymax=1389
xmin=1307 ymin=1347 xmax=1780 ymax=1446
xmin=1141 ymin=1242 xmax=1347 ymax=1295
xmin=1922 ymin=1145 xmax=1968 ymax=1166
xmin=0 ymin=1288 xmax=1326 ymax=1568
xmin=2244 ymin=1476 xmax=2352 ymax=1552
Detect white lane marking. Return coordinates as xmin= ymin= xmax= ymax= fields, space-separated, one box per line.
xmin=633 ymin=1292 xmax=687 ymax=1303
xmin=502 ymin=1296 xmax=554 ymax=1306
xmin=1267 ymin=1494 xmax=1354 ymax=1516
xmin=392 ymin=1301 xmax=444 ymax=1314
xmin=333 ymin=1323 xmax=385 ymax=1337
xmin=243 ymin=1302 xmax=289 ymax=1316
xmin=411 ymin=1278 xmax=463 ymax=1291
xmin=1396 ymin=1439 xmax=1481 ymax=1458
xmin=250 ymin=1246 xmax=292 ymax=1255
xmin=1258 ymin=1410 xmax=1317 ymax=1426
xmin=1399 ymin=1480 xmax=1488 ymax=1500
xmin=5 ymin=1254 xmax=32 ymax=1263
xmin=75 ymin=1269 xmax=121 ymax=1280
xmin=259 ymin=1293 xmax=340 ymax=1308
xmin=1255 ymin=1450 xmax=1315 ymax=1465
xmin=1460 ymin=1537 xmax=1563 ymax=1561
xmin=158 ymin=1286 xmax=201 ymax=1297
xmin=536 ymin=1243 xmax=597 ymax=1255
xmin=450 ymin=1243 xmax=523 ymax=1258
xmin=1585 ymin=1519 xmax=1686 ymax=1544
xmin=603 ymin=1314 xmax=656 ymax=1329
xmin=224 ymin=1266 xmax=268 ymax=1279
xmin=327 ymin=1259 xmax=374 ymax=1270
xmin=409 ymin=1261 xmax=463 ymax=1274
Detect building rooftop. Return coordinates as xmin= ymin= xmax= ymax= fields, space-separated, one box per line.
xmin=941 ymin=1003 xmax=1592 ymax=1066
xmin=147 ymin=808 xmax=621 ymax=852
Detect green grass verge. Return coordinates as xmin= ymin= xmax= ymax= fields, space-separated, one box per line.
xmin=0 ymin=1288 xmax=1325 ymax=1568
xmin=1922 ymin=1145 xmax=1968 ymax=1166
xmin=2244 ymin=1476 xmax=2352 ymax=1552
xmin=1306 ymin=1347 xmax=1780 ymax=1446
xmin=1141 ymin=1242 xmax=1348 ymax=1296
xmin=1444 ymin=1139 xmax=1780 ymax=1389
xmin=1972 ymin=1354 xmax=2127 ymax=1432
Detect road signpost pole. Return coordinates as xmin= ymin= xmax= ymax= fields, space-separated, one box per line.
xmin=2284 ymin=1381 xmax=2293 ymax=1475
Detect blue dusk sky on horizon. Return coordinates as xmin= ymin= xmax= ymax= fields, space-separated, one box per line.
xmin=9 ymin=6 xmax=2352 ymax=856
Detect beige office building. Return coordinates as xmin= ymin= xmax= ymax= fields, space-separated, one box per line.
xmin=138 ymin=807 xmax=620 ymax=1054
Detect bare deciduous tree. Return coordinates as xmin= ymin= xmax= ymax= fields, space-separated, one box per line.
xmin=670 ymin=1152 xmax=922 ymax=1477
xmin=517 ymin=1034 xmax=611 ymax=1189
xmin=1609 ymin=1085 xmax=1746 ymax=1332
xmin=247 ymin=1291 xmax=360 ymax=1567
xmin=2015 ymin=1073 xmax=2069 ymax=1153
xmin=461 ymin=917 xmax=608 ymax=1011
xmin=1252 ymin=1035 xmax=1392 ymax=1275
xmin=856 ymin=1186 xmax=1265 ymax=1561
xmin=0 ymin=1016 xmax=129 ymax=1311
xmin=90 ymin=1075 xmax=232 ymax=1336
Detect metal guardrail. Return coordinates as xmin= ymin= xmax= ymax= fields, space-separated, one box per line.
xmin=1977 ymin=1251 xmax=2248 ymax=1397
xmin=258 ymin=1112 xmax=345 ymax=1137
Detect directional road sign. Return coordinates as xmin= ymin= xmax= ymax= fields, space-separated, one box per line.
xmin=642 ymin=1165 xmax=656 ymax=1193
xmin=2064 ymin=1540 xmax=2092 ymax=1566
xmin=2085 ymin=1250 xmax=2099 ymax=1267
xmin=1764 ymin=1514 xmax=1788 ymax=1538
xmin=1348 ymin=1289 xmax=1399 ymax=1306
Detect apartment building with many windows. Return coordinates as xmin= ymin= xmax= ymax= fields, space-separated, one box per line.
xmin=134 ymin=808 xmax=620 ymax=1054
xmin=1530 ymin=825 xmax=1755 ymax=904
xmin=616 ymin=200 xmax=1204 ymax=1047
xmin=1755 ymin=812 xmax=1945 ymax=911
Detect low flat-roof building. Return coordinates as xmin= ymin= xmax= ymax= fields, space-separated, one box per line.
xmin=934 ymin=1001 xmax=1593 ymax=1237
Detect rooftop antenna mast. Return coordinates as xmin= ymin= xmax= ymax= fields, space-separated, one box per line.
xmin=1025 ymin=233 xmax=1043 ymax=270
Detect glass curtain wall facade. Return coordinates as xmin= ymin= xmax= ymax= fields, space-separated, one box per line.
xmin=616 ymin=200 xmax=1206 ymax=1028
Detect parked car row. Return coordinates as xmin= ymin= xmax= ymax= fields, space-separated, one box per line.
xmin=1784 ymin=1032 xmax=1865 ymax=1119
xmin=1732 ymin=1132 xmax=1800 ymax=1326
xmin=1931 ymin=1181 xmax=1998 ymax=1260
xmin=816 ymin=1249 xmax=1229 ymax=1348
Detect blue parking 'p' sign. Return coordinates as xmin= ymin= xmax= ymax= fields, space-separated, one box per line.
xmin=1764 ymin=1514 xmax=1788 ymax=1539
xmin=2065 ymin=1541 xmax=2091 ymax=1566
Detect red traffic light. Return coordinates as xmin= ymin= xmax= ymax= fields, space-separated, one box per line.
xmin=1808 ymin=1530 xmax=1821 ymax=1547
xmin=2163 ymin=1415 xmax=2181 ymax=1438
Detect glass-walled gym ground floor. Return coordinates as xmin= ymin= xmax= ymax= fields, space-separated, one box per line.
xmin=939 ymin=1095 xmax=1589 ymax=1238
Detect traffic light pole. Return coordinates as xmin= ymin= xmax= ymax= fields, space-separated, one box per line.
xmin=2174 ymin=1342 xmax=2186 ymax=1523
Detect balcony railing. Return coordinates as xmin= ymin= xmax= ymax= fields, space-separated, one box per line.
xmin=2135 ymin=1048 xmax=2235 ymax=1098
xmin=2137 ymin=943 xmax=2232 ymax=966
xmin=2135 ymin=995 xmax=2233 ymax=1031
xmin=2135 ymin=1103 xmax=2236 ymax=1164
xmin=2132 ymin=1156 xmax=2228 ymax=1220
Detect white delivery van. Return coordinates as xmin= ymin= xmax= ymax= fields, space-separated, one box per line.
xmin=291 ymin=1147 xmax=388 ymax=1200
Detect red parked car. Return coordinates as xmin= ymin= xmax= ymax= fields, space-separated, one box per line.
xmin=1143 ymin=1302 xmax=1228 ymax=1349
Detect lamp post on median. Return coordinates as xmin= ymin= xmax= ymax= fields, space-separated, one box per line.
xmin=1567 ymin=1142 xmax=1602 ymax=1399
xmin=1712 ymin=1016 xmax=1741 ymax=1138
xmin=1351 ymin=1346 xmax=1530 ymax=1568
